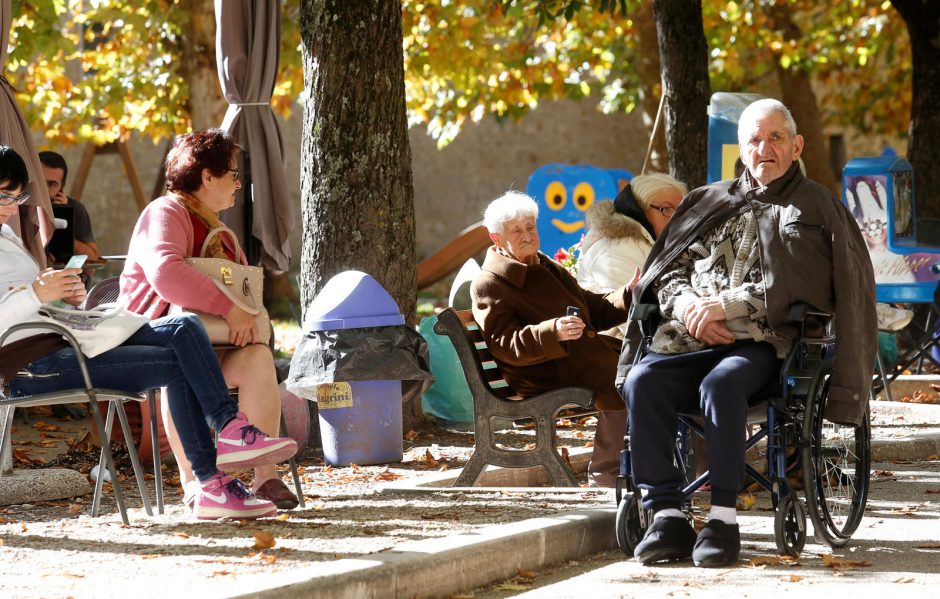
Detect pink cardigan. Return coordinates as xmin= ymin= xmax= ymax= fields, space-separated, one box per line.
xmin=120 ymin=196 xmax=245 ymax=319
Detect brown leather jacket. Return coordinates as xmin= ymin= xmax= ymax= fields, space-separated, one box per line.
xmin=616 ymin=164 xmax=876 ymax=426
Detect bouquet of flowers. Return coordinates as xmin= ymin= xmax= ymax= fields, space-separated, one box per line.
xmin=553 ymin=238 xmax=582 ymax=275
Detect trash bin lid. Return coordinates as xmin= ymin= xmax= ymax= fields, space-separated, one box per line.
xmin=303 ymin=270 xmax=406 ymax=331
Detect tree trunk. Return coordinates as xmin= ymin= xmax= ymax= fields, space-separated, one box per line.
xmin=765 ymin=4 xmax=839 ymax=197
xmin=633 ymin=0 xmax=668 ymax=173
xmin=891 ymin=0 xmax=940 ymax=218
xmin=300 ymin=1 xmax=422 ymax=427
xmin=182 ymin=0 xmax=227 ymax=130
xmin=652 ymin=0 xmax=711 ymax=190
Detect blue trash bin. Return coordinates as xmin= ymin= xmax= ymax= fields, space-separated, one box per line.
xmin=302 ymin=271 xmax=406 ymax=466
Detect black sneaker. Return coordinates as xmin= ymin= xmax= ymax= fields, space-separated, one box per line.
xmin=692 ymin=520 xmax=740 ymax=567
xmin=634 ymin=516 xmax=697 ymax=565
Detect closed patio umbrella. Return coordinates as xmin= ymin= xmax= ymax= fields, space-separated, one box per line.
xmin=215 ymin=0 xmax=293 ymax=272
xmin=1 ymin=0 xmax=53 ymax=266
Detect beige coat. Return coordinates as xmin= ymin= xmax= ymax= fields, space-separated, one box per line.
xmin=471 ymin=247 xmax=630 ymax=410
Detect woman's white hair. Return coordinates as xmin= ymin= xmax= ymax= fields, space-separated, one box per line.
xmin=483 ymin=190 xmax=539 ymax=235
xmin=629 ymin=173 xmax=688 ymax=210
xmin=737 ymin=98 xmax=798 ymax=144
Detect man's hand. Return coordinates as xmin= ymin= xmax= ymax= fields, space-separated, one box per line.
xmin=49 ymin=189 xmax=68 ymax=206
xmin=696 ymin=320 xmax=736 ymax=346
xmin=684 ymin=296 xmax=726 ymax=340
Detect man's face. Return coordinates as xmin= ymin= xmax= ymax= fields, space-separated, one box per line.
xmin=739 ymin=111 xmax=804 ymax=186
xmin=42 ymin=165 xmax=67 ymax=204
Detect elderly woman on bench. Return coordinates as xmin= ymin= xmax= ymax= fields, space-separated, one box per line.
xmin=471 ymin=190 xmax=638 ymax=486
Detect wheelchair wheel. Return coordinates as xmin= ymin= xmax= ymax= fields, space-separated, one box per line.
xmin=774 ymin=492 xmax=807 ymax=557
xmin=801 ymin=370 xmax=871 ymax=548
xmin=615 ymin=495 xmax=647 ymax=556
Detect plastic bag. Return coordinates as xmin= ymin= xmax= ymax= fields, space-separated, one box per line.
xmin=417 ymin=314 xmax=474 ymax=424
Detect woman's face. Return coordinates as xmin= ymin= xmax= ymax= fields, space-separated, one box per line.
xmin=491 ymin=217 xmax=540 ymax=264
xmin=0 ymin=183 xmax=28 ymax=226
xmin=643 ymin=187 xmax=683 ymax=237
xmin=199 ymin=157 xmax=241 ymax=213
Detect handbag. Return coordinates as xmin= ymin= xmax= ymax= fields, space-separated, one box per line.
xmin=36 ymin=304 xmax=150 ymax=358
xmin=168 ymin=226 xmax=271 ymax=346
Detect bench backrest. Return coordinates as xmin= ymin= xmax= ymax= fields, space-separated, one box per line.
xmin=435 ymin=308 xmax=521 ymax=401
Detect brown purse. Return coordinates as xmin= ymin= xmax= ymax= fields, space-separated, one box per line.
xmin=168 ymin=227 xmax=271 ymax=345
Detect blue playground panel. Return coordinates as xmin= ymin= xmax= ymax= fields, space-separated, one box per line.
xmin=842 ymin=156 xmax=940 ymax=303
xmin=527 ymin=163 xmax=633 ymax=257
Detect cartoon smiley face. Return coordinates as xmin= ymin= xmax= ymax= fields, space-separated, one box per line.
xmin=526 ymin=164 xmax=630 ymax=256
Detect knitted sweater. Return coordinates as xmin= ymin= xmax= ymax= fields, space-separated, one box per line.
xmin=120 ymin=196 xmax=243 ymax=319
xmin=650 ymin=209 xmax=791 ymax=356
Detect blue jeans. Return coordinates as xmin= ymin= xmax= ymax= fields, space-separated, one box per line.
xmin=621 ymin=341 xmax=780 ymax=510
xmin=11 ymin=315 xmax=237 ymax=481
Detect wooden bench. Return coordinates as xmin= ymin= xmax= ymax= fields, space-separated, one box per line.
xmin=433 ymin=308 xmax=594 ymax=486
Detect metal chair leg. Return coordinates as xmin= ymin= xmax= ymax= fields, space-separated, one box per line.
xmin=114 ymin=401 xmax=153 ymax=516
xmin=875 ymin=347 xmax=894 ymax=403
xmin=0 ymin=405 xmax=15 ymax=477
xmin=89 ymin=399 xmax=130 ymax=525
xmin=149 ymin=390 xmax=163 ymax=514
xmin=281 ymin=412 xmax=304 ymax=508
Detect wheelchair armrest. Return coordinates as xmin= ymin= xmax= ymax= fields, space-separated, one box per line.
xmin=786 ymin=303 xmax=835 ymax=343
xmin=630 ymin=303 xmax=659 ymax=322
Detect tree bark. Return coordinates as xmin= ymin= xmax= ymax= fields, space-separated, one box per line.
xmin=652 ymin=0 xmax=711 ymax=190
xmin=182 ymin=0 xmax=227 ymax=130
xmin=890 ymin=0 xmax=940 ymax=218
xmin=633 ymin=0 xmax=668 ymax=173
xmin=300 ymin=1 xmax=421 ymax=427
xmin=765 ymin=4 xmax=839 ymax=197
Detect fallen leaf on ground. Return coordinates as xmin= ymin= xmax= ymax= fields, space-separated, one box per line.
xmin=174 ymin=532 xmax=190 ymax=539
xmin=494 ymin=583 xmax=530 ymax=591
xmin=212 ymin=571 xmax=235 ymax=577
xmin=418 ymin=449 xmax=440 ymax=468
xmin=404 ymin=430 xmax=419 ymax=442
xmin=275 ymin=513 xmax=290 ymax=521
xmin=925 ymin=489 xmax=940 ymax=494
xmin=560 ymin=447 xmax=572 ymax=469
xmin=252 ymin=530 xmax=276 ymax=549
xmin=67 ymin=504 xmax=82 ymax=515
xmin=737 ymin=493 xmax=757 ymax=510
xmin=20 ymin=523 xmax=27 ymax=533
xmin=517 ymin=569 xmax=537 ymax=579
xmin=895 ymin=577 xmax=914 ymax=583
xmin=32 ymin=421 xmax=63 ymax=432
xmin=749 ymin=556 xmax=782 ymax=567
xmin=821 ymin=554 xmax=872 ymax=569
xmin=915 ymin=543 xmax=940 ymax=549
xmin=874 ymin=470 xmax=894 ymax=477
xmin=786 ymin=575 xmax=803 ymax=582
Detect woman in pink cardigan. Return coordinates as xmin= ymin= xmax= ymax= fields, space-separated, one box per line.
xmin=121 ymin=129 xmax=298 ymax=510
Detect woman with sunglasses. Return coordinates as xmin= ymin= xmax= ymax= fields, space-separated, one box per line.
xmin=574 ymin=172 xmax=687 ymax=487
xmin=120 ymin=129 xmax=298 ymax=511
xmin=0 ymin=145 xmax=296 ymax=520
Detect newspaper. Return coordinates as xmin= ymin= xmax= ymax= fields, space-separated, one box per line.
xmin=37 ymin=303 xmax=122 ymax=331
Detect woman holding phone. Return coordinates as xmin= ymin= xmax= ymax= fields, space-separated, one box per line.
xmin=0 ymin=145 xmax=296 ymax=520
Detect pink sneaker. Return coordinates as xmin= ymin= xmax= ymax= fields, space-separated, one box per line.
xmin=215 ymin=412 xmax=298 ymax=471
xmin=194 ymin=473 xmax=276 ymax=520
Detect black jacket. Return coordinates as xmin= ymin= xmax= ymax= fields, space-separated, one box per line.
xmin=616 ymin=164 xmax=876 ymax=426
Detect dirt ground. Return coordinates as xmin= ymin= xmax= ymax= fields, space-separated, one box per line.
xmin=0 ymin=408 xmax=610 ymax=598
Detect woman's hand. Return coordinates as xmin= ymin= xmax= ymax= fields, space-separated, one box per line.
xmin=555 ymin=315 xmax=585 ymax=342
xmin=31 ymin=268 xmax=85 ymax=304
xmin=224 ymin=304 xmax=259 ymax=347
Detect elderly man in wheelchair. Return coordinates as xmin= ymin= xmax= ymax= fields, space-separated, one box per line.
xmin=616 ymin=99 xmax=876 ymax=568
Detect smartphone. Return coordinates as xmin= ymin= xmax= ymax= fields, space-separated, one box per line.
xmin=64 ymin=254 xmax=88 ymax=270
xmin=566 ymin=306 xmax=582 ymax=318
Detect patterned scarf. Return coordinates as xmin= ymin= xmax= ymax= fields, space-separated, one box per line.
xmin=171 ymin=190 xmax=229 ymax=259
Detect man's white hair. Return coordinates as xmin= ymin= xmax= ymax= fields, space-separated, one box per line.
xmin=483 ymin=190 xmax=539 ymax=235
xmin=737 ymin=98 xmax=798 ymax=144
xmin=629 ymin=173 xmax=689 ymax=210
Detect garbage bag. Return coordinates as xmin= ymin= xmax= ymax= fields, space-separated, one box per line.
xmin=418 ymin=314 xmax=474 ymax=424
xmin=286 ymin=325 xmax=433 ymax=401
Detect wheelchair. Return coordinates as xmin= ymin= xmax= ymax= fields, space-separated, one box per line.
xmin=615 ymin=304 xmax=871 ymax=557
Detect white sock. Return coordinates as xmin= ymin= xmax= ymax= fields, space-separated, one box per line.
xmin=653 ymin=508 xmax=685 ymax=521
xmin=709 ymin=505 xmax=737 ymax=525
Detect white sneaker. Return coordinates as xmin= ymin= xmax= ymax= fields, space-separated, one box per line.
xmin=876 ymin=303 xmax=914 ymax=331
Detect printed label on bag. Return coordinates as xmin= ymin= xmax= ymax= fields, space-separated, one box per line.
xmin=317 ymin=382 xmax=353 ymax=409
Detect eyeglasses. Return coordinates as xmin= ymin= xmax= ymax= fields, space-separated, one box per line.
xmin=649 ymin=204 xmax=676 ymax=218
xmin=227 ymin=168 xmax=240 ymax=181
xmin=0 ymin=190 xmax=30 ymax=206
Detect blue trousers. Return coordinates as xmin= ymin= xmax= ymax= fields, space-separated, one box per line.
xmin=621 ymin=341 xmax=780 ymax=510
xmin=11 ymin=315 xmax=237 ymax=481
